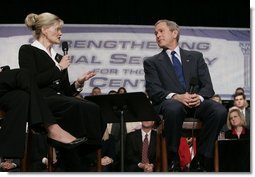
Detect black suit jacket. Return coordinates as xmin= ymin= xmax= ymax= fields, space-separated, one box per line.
xmin=143 ymin=48 xmax=214 ymax=112
xmin=245 ymin=107 xmax=250 ymax=129
xmin=125 ymin=129 xmax=157 ymax=172
xmin=18 ymin=44 xmax=79 ymax=97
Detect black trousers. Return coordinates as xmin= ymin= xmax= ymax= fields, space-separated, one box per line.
xmin=161 ymin=99 xmax=227 ymax=158
xmin=0 ymin=69 xmax=55 ymax=158
xmin=44 ymin=95 xmax=106 ymax=171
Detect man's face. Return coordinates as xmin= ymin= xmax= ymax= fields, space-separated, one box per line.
xmin=142 ymin=121 xmax=154 ymax=128
xmin=234 ymin=95 xmax=245 ymax=109
xmin=154 ymin=22 xmax=177 ymax=49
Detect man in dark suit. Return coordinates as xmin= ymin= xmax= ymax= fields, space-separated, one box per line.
xmin=232 ymin=92 xmax=250 ymax=129
xmin=143 ymin=19 xmax=227 ymax=172
xmin=0 ymin=68 xmax=85 ymax=163
xmin=125 ymin=121 xmax=156 ymax=172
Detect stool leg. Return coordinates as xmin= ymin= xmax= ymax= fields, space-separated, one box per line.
xmin=96 ymin=149 xmax=102 ymax=172
xmin=214 ymin=140 xmax=219 ymax=172
xmin=161 ymin=137 xmax=168 ymax=172
xmin=20 ymin=157 xmax=27 ymax=172
xmin=155 ymin=131 xmax=162 ymax=172
xmin=20 ymin=129 xmax=33 ymax=172
xmin=47 ymin=145 xmax=54 ymax=172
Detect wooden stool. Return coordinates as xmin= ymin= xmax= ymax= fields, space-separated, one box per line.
xmin=155 ymin=117 xmax=219 ymax=172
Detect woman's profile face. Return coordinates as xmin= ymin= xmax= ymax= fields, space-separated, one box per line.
xmin=42 ymin=22 xmax=63 ymax=45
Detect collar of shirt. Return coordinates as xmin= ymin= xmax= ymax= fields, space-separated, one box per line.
xmin=231 ymin=127 xmax=246 ymax=135
xmin=32 ymin=40 xmax=58 ymax=65
xmin=141 ymin=129 xmax=151 ymax=143
xmin=166 ymin=46 xmax=181 ymax=64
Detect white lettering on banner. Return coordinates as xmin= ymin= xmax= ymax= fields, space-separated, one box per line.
xmin=0 ymin=25 xmax=250 ymax=100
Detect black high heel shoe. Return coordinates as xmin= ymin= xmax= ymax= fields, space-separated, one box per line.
xmin=47 ymin=137 xmax=87 ymax=149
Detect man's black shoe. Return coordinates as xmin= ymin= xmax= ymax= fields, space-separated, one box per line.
xmin=189 ymin=154 xmax=206 ymax=172
xmin=168 ymin=160 xmax=181 ymax=172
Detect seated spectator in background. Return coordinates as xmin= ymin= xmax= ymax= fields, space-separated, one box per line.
xmin=234 ymin=87 xmax=245 ymax=95
xmin=225 ymin=108 xmax=250 ymax=140
xmin=125 ymin=121 xmax=156 ymax=172
xmin=231 ymin=92 xmax=250 ymax=129
xmin=211 ymin=94 xmax=222 ymax=104
xmin=117 ymin=87 xmax=127 ymax=94
xmin=178 ymin=137 xmax=197 ymax=172
xmin=100 ymin=127 xmax=116 ymax=172
xmin=233 ymin=87 xmax=249 ymax=108
xmin=0 ymin=158 xmax=19 ymax=172
xmin=108 ymin=90 xmax=117 ymax=95
xmin=91 ymin=87 xmax=102 ymax=96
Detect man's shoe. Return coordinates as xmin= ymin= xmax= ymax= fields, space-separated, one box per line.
xmin=189 ymin=154 xmax=206 ymax=172
xmin=168 ymin=160 xmax=181 ymax=172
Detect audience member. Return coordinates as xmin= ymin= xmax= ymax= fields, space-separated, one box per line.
xmin=211 ymin=94 xmax=222 ymax=104
xmin=125 ymin=121 xmax=156 ymax=172
xmin=143 ymin=19 xmax=227 ymax=172
xmin=117 ymin=87 xmax=127 ymax=94
xmin=225 ymin=108 xmax=250 ymax=140
xmin=100 ymin=127 xmax=116 ymax=172
xmin=233 ymin=87 xmax=249 ymax=108
xmin=231 ymin=92 xmax=250 ymax=129
xmin=234 ymin=87 xmax=245 ymax=95
xmin=91 ymin=87 xmax=102 ymax=96
xmin=18 ymin=12 xmax=106 ymax=171
xmin=0 ymin=158 xmax=19 ymax=172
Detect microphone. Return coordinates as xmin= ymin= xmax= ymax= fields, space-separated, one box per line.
xmin=55 ymin=53 xmax=63 ymax=63
xmin=62 ymin=41 xmax=68 ymax=55
xmin=0 ymin=65 xmax=10 ymax=72
xmin=189 ymin=77 xmax=198 ymax=94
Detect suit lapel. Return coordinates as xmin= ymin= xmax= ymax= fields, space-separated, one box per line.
xmin=137 ymin=130 xmax=142 ymax=152
xmin=32 ymin=45 xmax=57 ymax=68
xmin=158 ymin=51 xmax=181 ymax=88
xmin=180 ymin=49 xmax=192 ymax=89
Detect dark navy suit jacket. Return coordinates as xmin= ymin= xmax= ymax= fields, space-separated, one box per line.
xmin=143 ymin=48 xmax=215 ymax=112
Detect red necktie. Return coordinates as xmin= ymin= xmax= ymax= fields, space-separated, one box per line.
xmin=142 ymin=134 xmax=149 ymax=163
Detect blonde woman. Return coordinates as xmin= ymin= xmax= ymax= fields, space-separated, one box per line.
xmin=18 ymin=12 xmax=106 ymax=171
xmin=225 ymin=108 xmax=249 ymax=139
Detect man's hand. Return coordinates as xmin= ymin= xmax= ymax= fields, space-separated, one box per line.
xmin=172 ymin=92 xmax=201 ymax=108
xmin=187 ymin=93 xmax=201 ymax=108
xmin=138 ymin=163 xmax=154 ymax=172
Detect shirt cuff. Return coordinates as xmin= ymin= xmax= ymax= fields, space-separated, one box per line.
xmin=198 ymin=95 xmax=204 ymax=102
xmin=166 ymin=93 xmax=176 ymax=99
xmin=56 ymin=64 xmax=62 ymax=71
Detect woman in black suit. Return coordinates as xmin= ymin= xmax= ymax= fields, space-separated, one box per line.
xmin=18 ymin=12 xmax=106 ymax=171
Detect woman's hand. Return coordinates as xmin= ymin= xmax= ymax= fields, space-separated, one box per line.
xmin=76 ymin=71 xmax=96 ymax=86
xmin=58 ymin=55 xmax=71 ymax=70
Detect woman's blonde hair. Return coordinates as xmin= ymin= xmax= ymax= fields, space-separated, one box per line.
xmin=227 ymin=108 xmax=246 ymax=129
xmin=25 ymin=12 xmax=63 ymax=39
